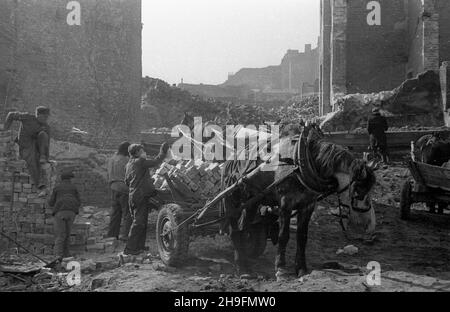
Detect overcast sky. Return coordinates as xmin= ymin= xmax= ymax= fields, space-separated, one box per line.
xmin=142 ymin=0 xmax=320 ymax=85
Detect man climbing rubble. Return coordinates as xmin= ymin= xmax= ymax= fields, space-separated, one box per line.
xmin=121 ymin=142 xmax=169 ymax=256
xmin=367 ymin=107 xmax=389 ymax=164
xmin=3 ymin=106 xmax=52 ymax=197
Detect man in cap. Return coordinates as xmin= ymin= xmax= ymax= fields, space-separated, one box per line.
xmin=122 ymin=142 xmax=170 ymax=256
xmin=106 ymin=141 xmax=132 ymax=241
xmin=3 ymin=106 xmax=51 ymax=195
xmin=48 ymin=169 xmax=81 ymax=259
xmin=367 ymin=107 xmax=389 ymax=164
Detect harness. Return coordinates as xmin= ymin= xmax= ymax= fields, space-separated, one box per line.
xmin=292 ymin=126 xmax=372 ymax=232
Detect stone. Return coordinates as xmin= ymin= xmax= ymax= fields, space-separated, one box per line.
xmin=90 ymin=278 xmax=106 ymax=291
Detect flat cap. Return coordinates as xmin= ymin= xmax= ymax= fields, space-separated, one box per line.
xmin=128 ymin=144 xmax=144 ymax=158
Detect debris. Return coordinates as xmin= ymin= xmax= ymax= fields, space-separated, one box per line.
xmin=90 ymin=278 xmax=106 ymax=290
xmin=336 ymin=245 xmax=359 ymax=256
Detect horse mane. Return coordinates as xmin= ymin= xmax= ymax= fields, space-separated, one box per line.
xmin=310 ymin=139 xmax=355 ymax=179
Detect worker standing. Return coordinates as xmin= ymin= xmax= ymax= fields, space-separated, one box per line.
xmin=106 ymin=142 xmax=132 ymax=241
xmin=367 ymin=107 xmax=389 ymax=164
xmin=122 ymin=142 xmax=169 ymax=256
xmin=3 ymin=106 xmax=51 ymax=196
xmin=48 ymin=170 xmax=81 ymax=259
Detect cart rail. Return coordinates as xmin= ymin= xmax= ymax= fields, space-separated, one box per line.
xmin=408 ymin=161 xmax=450 ymax=192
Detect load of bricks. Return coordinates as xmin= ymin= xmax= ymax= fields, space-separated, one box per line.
xmin=0 ymin=129 xmax=94 ymax=256
xmin=152 ymin=160 xmax=222 ymax=200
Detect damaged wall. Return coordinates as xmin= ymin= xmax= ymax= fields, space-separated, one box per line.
xmin=0 ymin=0 xmax=142 ymax=146
xmin=320 ymin=0 xmax=450 ymax=116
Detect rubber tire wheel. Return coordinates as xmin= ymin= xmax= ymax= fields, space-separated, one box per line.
xmin=156 ymin=204 xmax=190 ymax=267
xmin=245 ymin=224 xmax=268 ymax=259
xmin=400 ymin=181 xmax=412 ymax=220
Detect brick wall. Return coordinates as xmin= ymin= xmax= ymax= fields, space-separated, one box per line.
xmin=407 ymin=0 xmax=425 ymax=76
xmin=0 ymin=0 xmax=142 ymax=147
xmin=346 ymin=0 xmax=409 ymax=94
xmin=438 ymin=0 xmax=450 ymax=64
xmin=0 ymin=128 xmax=111 ymax=255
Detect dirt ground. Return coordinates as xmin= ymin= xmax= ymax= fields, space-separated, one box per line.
xmin=66 ymin=163 xmax=450 ymax=292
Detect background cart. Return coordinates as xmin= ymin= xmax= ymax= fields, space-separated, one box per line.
xmin=400 ymin=160 xmax=450 ymax=220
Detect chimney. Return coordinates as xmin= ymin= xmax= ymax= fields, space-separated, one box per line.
xmin=305 ymin=44 xmax=312 ymax=54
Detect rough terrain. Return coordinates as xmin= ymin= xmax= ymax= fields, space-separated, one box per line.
xmin=1 ymin=163 xmax=449 ymax=292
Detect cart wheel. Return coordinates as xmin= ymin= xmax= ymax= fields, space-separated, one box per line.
xmin=245 ymin=224 xmax=268 ymax=259
xmin=156 ymin=204 xmax=190 ymax=267
xmin=400 ymin=181 xmax=412 ymax=220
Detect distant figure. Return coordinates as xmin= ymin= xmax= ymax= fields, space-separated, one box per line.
xmin=367 ymin=107 xmax=389 ymax=163
xmin=48 ymin=170 xmax=81 ymax=259
xmin=106 ymin=142 xmax=132 ymax=241
xmin=3 ymin=106 xmax=51 ymax=196
xmin=122 ymin=142 xmax=169 ymax=256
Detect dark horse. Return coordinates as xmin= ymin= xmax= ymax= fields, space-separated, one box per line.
xmin=415 ymin=132 xmax=450 ymax=213
xmin=221 ymin=128 xmax=377 ymax=279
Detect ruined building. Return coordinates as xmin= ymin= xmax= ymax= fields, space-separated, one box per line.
xmin=319 ymin=0 xmax=450 ymax=116
xmin=0 ymin=0 xmax=142 ymax=146
xmin=224 ymin=45 xmax=319 ymax=95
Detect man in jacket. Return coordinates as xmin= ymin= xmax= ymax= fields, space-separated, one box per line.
xmin=48 ymin=170 xmax=81 ymax=259
xmin=123 ymin=142 xmax=169 ymax=256
xmin=106 ymin=141 xmax=132 ymax=240
xmin=367 ymin=107 xmax=389 ymax=163
xmin=3 ymin=106 xmax=51 ymax=195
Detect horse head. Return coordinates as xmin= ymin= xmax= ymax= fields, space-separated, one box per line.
xmin=344 ymin=159 xmax=377 ymax=237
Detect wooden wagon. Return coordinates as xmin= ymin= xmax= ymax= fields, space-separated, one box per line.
xmin=400 ymin=160 xmax=450 ymax=220
xmin=153 ymin=170 xmax=283 ymax=266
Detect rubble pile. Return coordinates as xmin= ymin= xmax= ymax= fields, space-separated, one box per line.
xmin=153 ymin=160 xmax=223 ymax=200
xmin=321 ymin=71 xmax=444 ymax=132
xmin=0 ymin=128 xmax=112 ymax=256
xmin=273 ymin=95 xmax=319 ymax=124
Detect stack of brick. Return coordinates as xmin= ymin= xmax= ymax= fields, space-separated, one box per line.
xmin=153 ymin=160 xmax=222 ymax=199
xmin=0 ymin=129 xmax=93 ymax=255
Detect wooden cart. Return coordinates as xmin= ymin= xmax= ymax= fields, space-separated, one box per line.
xmin=400 ymin=160 xmax=450 ymax=220
xmin=154 ymin=171 xmax=285 ymax=267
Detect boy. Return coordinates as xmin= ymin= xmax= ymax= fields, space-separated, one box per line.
xmin=48 ymin=170 xmax=81 ymax=259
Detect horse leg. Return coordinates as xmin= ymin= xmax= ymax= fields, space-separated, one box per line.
xmin=295 ymin=203 xmax=315 ymax=278
xmin=229 ymin=218 xmax=249 ymax=276
xmin=275 ymin=197 xmax=292 ymax=280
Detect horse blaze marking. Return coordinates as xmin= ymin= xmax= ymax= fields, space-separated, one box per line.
xmin=367 ymin=1 xmax=381 ymax=26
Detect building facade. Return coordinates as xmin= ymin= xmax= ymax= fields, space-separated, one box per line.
xmin=319 ymin=0 xmax=450 ymax=115
xmin=0 ymin=0 xmax=142 ymax=144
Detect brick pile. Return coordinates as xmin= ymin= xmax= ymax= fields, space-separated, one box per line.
xmin=153 ymin=160 xmax=222 ymax=199
xmin=0 ymin=129 xmax=97 ymax=256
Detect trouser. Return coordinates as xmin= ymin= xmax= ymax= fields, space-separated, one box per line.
xmin=124 ymin=197 xmax=150 ymax=255
xmin=19 ymin=131 xmax=50 ymax=188
xmin=54 ymin=210 xmax=76 ymax=258
xmin=370 ymin=136 xmax=389 ymax=163
xmin=107 ymin=190 xmax=132 ymax=239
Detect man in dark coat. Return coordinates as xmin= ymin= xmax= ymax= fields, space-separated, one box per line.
xmin=106 ymin=141 xmax=132 ymax=240
xmin=48 ymin=170 xmax=81 ymax=259
xmin=3 ymin=106 xmax=51 ymax=194
xmin=123 ymin=142 xmax=169 ymax=256
xmin=367 ymin=107 xmax=389 ymax=163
